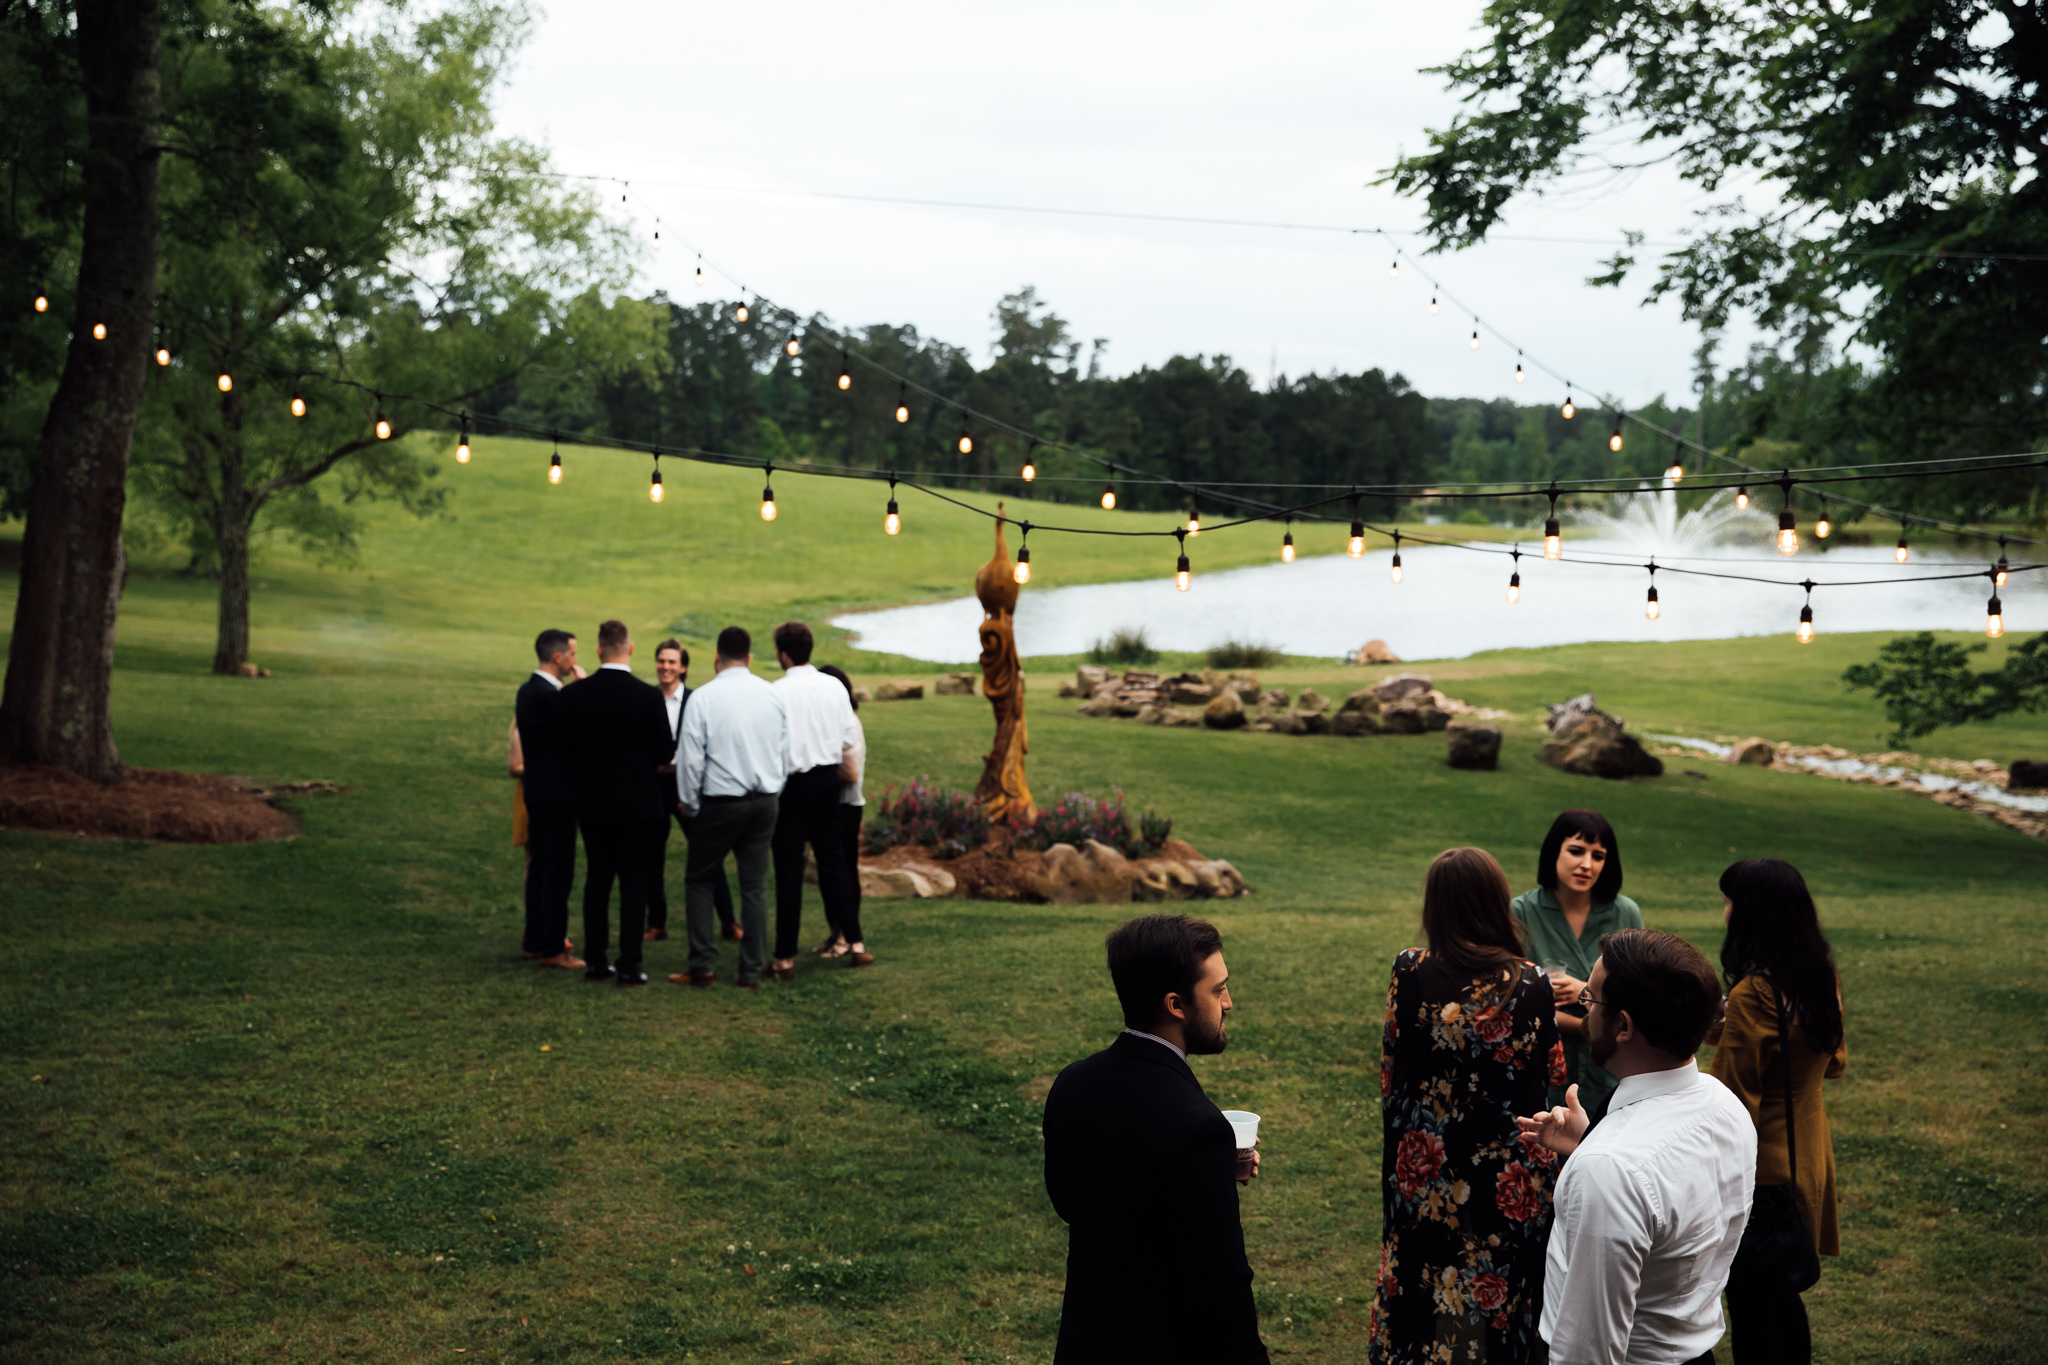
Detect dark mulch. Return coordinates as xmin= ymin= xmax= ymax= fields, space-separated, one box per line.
xmin=862 ymin=843 xmax=1051 ymax=901
xmin=0 ymin=765 xmax=310 ymax=843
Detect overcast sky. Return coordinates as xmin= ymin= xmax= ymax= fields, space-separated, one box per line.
xmin=498 ymin=1 xmax=1757 ymax=409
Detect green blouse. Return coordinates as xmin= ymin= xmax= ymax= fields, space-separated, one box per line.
xmin=1510 ymin=885 xmax=1645 ymax=1122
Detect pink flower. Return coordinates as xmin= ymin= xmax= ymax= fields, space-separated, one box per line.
xmin=1475 ymin=1010 xmax=1512 ymax=1044
xmin=1473 ymin=1272 xmax=1509 ymax=1312
xmin=1495 ymin=1163 xmax=1544 ymax=1222
xmin=1394 ymin=1131 xmax=1447 ymax=1198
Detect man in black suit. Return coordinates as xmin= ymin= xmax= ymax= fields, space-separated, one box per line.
xmin=645 ymin=638 xmax=738 ymax=944
xmin=1042 ymin=914 xmax=1269 ymax=1365
xmin=515 ymin=628 xmax=583 ymax=970
xmin=558 ymin=619 xmax=673 ymax=986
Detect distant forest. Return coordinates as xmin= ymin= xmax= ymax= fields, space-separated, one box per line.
xmin=478 ymin=287 xmax=2005 ymax=524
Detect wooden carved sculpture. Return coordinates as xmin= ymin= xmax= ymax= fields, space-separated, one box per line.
xmin=973 ymin=504 xmax=1035 ymax=824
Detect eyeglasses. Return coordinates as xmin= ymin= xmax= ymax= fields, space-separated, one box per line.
xmin=1578 ymin=989 xmax=1607 ymax=1009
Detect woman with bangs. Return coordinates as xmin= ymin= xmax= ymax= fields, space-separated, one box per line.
xmin=1510 ymin=810 xmax=1643 ymax=1125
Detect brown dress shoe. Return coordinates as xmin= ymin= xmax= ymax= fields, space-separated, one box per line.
xmin=643 ymin=926 xmax=668 ymax=941
xmin=721 ymin=923 xmax=744 ymax=942
xmin=667 ymin=971 xmax=717 ymax=987
xmin=733 ymin=979 xmax=760 ymax=990
xmin=539 ymin=949 xmax=587 ymax=970
xmin=848 ymin=951 xmax=875 ymax=969
xmin=523 ymin=938 xmax=576 ymax=960
xmin=765 ymin=961 xmax=796 ymax=982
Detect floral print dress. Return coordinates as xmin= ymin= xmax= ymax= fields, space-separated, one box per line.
xmin=1369 ymin=949 xmax=1566 ymax=1365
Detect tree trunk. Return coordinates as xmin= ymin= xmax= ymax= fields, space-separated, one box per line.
xmin=0 ymin=0 xmax=162 ymax=781
xmin=209 ymin=404 xmax=250 ymax=676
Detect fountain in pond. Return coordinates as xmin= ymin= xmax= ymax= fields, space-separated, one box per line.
xmin=1568 ymin=482 xmax=1770 ymax=553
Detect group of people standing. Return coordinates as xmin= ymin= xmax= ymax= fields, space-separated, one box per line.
xmin=509 ymin=618 xmax=874 ymax=988
xmin=1045 ymin=811 xmax=1845 ymax=1365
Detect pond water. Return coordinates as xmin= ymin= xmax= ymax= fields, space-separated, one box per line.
xmin=832 ymin=491 xmax=2032 ymax=663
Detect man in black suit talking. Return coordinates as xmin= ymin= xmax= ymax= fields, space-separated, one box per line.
xmin=1042 ymin=914 xmax=1269 ymax=1365
xmin=558 ymin=619 xmax=672 ymax=986
xmin=515 ymin=628 xmax=583 ymax=969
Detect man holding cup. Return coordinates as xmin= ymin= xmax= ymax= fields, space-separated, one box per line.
xmin=1042 ymin=914 xmax=1269 ymax=1364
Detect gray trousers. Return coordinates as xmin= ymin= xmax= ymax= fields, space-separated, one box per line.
xmin=685 ymin=794 xmax=777 ymax=982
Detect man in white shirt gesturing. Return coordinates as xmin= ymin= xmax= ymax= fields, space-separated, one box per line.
xmin=768 ymin=621 xmax=868 ymax=979
xmin=1518 ymin=928 xmax=1756 ymax=1365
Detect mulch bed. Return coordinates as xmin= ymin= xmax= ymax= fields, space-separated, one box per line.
xmin=0 ymin=765 xmax=326 ymax=843
xmin=861 ymin=842 xmax=1051 ymax=901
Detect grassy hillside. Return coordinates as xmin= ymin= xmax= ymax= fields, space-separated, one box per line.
xmin=2 ymin=436 xmax=2044 ymax=1363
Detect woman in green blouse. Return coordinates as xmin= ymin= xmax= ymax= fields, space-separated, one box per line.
xmin=1509 ymin=809 xmax=1643 ymax=1123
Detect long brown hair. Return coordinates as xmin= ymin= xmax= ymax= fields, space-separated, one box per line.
xmin=1422 ymin=847 xmax=1525 ymax=974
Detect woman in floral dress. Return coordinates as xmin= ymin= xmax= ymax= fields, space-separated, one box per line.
xmin=1370 ymin=848 xmax=1567 ymax=1365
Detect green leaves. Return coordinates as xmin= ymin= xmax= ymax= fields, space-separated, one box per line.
xmin=1842 ymin=630 xmax=2048 ymax=743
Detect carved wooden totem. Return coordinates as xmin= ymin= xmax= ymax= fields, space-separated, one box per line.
xmin=973 ymin=504 xmax=1035 ymax=824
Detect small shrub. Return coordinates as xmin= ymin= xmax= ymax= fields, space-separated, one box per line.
xmin=1206 ymin=639 xmax=1281 ymax=669
xmin=1010 ymin=789 xmax=1171 ymax=860
xmin=1139 ymin=808 xmax=1174 ymax=851
xmin=870 ymin=780 xmax=990 ymax=859
xmin=1088 ymin=626 xmax=1157 ymax=665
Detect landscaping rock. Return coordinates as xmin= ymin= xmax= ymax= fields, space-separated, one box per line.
xmin=2011 ymin=759 xmax=2048 ymax=790
xmin=875 ymin=680 xmax=924 ymax=701
xmin=1296 ymin=711 xmax=1330 ymax=735
xmin=1539 ymin=699 xmax=1664 ymax=780
xmin=1248 ymin=720 xmax=1276 ymax=733
xmin=1330 ymin=710 xmax=1381 ymax=737
xmin=859 ymin=862 xmax=958 ymax=899
xmin=1259 ymin=688 xmax=1290 ymax=708
xmin=235 ymin=661 xmax=260 ymax=678
xmin=1039 ymin=842 xmax=1127 ymax=903
xmin=1379 ymin=698 xmax=1451 ymax=734
xmin=852 ymin=684 xmax=873 ymax=704
xmin=1372 ymin=673 xmax=1434 ymax=704
xmin=1077 ymin=695 xmax=1116 ymax=717
xmin=1076 ymin=664 xmax=1110 ymax=693
xmin=934 ymin=672 xmax=976 ymax=696
xmin=1726 ymin=738 xmax=1776 ymax=766
xmin=1203 ymin=690 xmax=1247 ymax=729
xmin=1121 ymin=670 xmax=1162 ymax=690
xmin=1167 ymin=680 xmax=1216 ymax=706
xmin=1110 ymin=698 xmax=1147 ymax=718
xmin=1161 ymin=708 xmax=1202 ymax=729
xmin=1134 ymin=704 xmax=1166 ymax=726
xmin=1268 ymin=712 xmax=1307 ymax=736
xmin=1294 ymin=688 xmax=1330 ymax=716
xmin=1133 ymin=859 xmax=1200 ymax=902
xmin=1057 ymin=683 xmax=1082 ymax=698
xmin=1356 ymin=639 xmax=1401 ymax=664
xmin=1339 ymin=689 xmax=1382 ymax=715
xmin=1446 ymin=723 xmax=1502 ymax=770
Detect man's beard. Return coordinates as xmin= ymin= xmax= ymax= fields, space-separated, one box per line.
xmin=1587 ymin=1017 xmax=1617 ymax=1069
xmin=1184 ymin=1012 xmax=1229 ymax=1056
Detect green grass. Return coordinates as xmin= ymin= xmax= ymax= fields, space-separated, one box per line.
xmin=3 ymin=437 xmax=2046 ymax=1363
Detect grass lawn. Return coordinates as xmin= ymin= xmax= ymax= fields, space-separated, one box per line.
xmin=3 ymin=439 xmax=2045 ymax=1363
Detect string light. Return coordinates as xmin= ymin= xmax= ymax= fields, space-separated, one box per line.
xmin=884 ymin=477 xmax=900 ymax=536
xmin=1348 ymin=500 xmax=1365 ymax=559
xmin=1645 ymin=561 xmax=1661 ymax=620
xmin=652 ymin=226 xmax=661 ymax=250
xmin=1430 ymin=295 xmax=1438 ymax=315
xmin=1187 ymin=503 xmax=1201 ymax=537
xmin=1608 ymin=417 xmax=1624 ymax=453
xmin=155 ymin=346 xmax=170 ymax=367
xmin=1776 ymin=481 xmax=1799 ymax=555
xmin=760 ymin=464 xmax=776 ymax=522
xmin=1735 ymin=482 xmax=1751 ymax=510
xmin=1389 ymin=259 xmax=1398 ymax=278
xmin=837 ymin=351 xmax=851 ymax=390
xmin=375 ymin=406 xmax=392 ymax=441
xmin=1666 ymin=443 xmax=1685 ymax=482
xmin=1995 ymin=537 xmax=2009 ymax=588
xmin=1101 ymin=484 xmax=1117 ymax=511
xmin=216 ymin=371 xmax=233 ymax=393
xmin=1986 ymin=584 xmax=2005 ymax=639
xmin=33 ymin=291 xmax=48 ymax=312
xmin=1796 ymin=581 xmax=1816 ymax=643
xmin=1390 ymin=529 xmax=1404 ymax=584
xmin=785 ymin=332 xmax=801 ymax=358
xmin=1506 ymin=549 xmax=1522 ymax=604
xmin=1469 ymin=327 xmax=1480 ymax=350
xmin=291 ymin=388 xmax=306 ymax=418
xmin=1515 ymin=357 xmax=1525 ymax=383
xmin=1175 ymin=528 xmax=1191 ymax=592
xmin=1280 ymin=519 xmax=1295 ymax=563
xmin=1561 ymin=390 xmax=1575 ymax=420
xmin=1815 ymin=497 xmax=1832 ymax=539
xmin=92 ymin=323 xmax=106 ymax=340
xmin=1013 ymin=523 xmax=1032 ymax=585
xmin=1543 ymin=487 xmax=1562 ymax=561
xmin=894 ymin=383 xmax=910 ymax=424
xmin=1021 ymin=440 xmax=1037 ymax=482
xmin=695 ymin=257 xmax=705 ymax=288
xmin=456 ymin=413 xmax=471 ymax=463
xmin=548 ymin=445 xmax=563 ymax=485
xmin=1895 ymin=525 xmax=1910 ymax=563
xmin=957 ymin=424 xmax=973 ymax=456
xmin=649 ymin=453 xmax=664 ymax=503
xmin=735 ymin=302 xmax=749 ymax=323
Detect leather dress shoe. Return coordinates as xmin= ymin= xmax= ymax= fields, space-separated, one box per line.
xmin=765 ymin=962 xmax=796 ymax=982
xmin=667 ymin=971 xmax=716 ymax=988
xmin=733 ymin=979 xmax=760 ymax=990
xmin=523 ymin=938 xmax=576 ymax=960
xmin=643 ymin=926 xmax=669 ymax=941
xmin=583 ymin=964 xmax=615 ymax=982
xmin=615 ymin=968 xmax=649 ymax=987
xmin=720 ymin=923 xmax=744 ymax=942
xmin=849 ymin=951 xmax=876 ymax=968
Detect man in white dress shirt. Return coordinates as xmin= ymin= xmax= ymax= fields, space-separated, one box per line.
xmin=1519 ymin=929 xmax=1756 ymax=1365
xmin=767 ymin=621 xmax=866 ymax=978
xmin=671 ymin=626 xmax=787 ymax=989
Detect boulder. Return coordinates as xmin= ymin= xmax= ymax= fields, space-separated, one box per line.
xmin=2010 ymin=759 xmax=2048 ymax=790
xmin=1446 ymin=723 xmax=1502 ymax=770
xmin=1229 ymin=674 xmax=1263 ymax=703
xmin=1330 ymin=710 xmax=1381 ymax=737
xmin=1077 ymin=695 xmax=1116 ymax=718
xmin=1539 ymin=707 xmax=1665 ymax=780
xmin=1167 ymin=680 xmax=1216 ymax=706
xmin=1090 ymin=680 xmax=1122 ymax=700
xmin=875 ymin=680 xmax=924 ymax=701
xmin=852 ymin=684 xmax=873 ymax=704
xmin=1134 ymin=704 xmax=1166 ymax=726
xmin=1268 ymin=712 xmax=1307 ymax=736
xmin=1076 ymin=664 xmax=1110 ymax=693
xmin=934 ymin=672 xmax=976 ymax=696
xmin=1038 ymin=842 xmax=1128 ymax=903
xmin=1185 ymin=859 xmax=1249 ymax=897
xmin=1371 ymin=673 xmax=1433 ymax=704
xmin=1248 ymin=721 xmax=1276 ymax=733
xmin=1294 ymin=688 xmax=1330 ymax=716
xmin=1295 ymin=711 xmax=1330 ymax=735
xmin=858 ymin=862 xmax=959 ymax=899
xmin=1379 ymin=698 xmax=1449 ymax=734
xmin=1544 ymin=692 xmax=1605 ymax=735
xmin=1121 ymin=670 xmax=1162 ymax=690
xmin=1203 ymin=690 xmax=1247 ymax=730
xmin=1338 ymin=689 xmax=1381 ymax=715
xmin=1259 ymin=688 xmax=1290 ymax=709
xmin=1357 ymin=640 xmax=1401 ymax=665
xmin=235 ymin=661 xmax=260 ymax=678
xmin=1057 ymin=683 xmax=1082 ymax=699
xmin=1132 ymin=859 xmax=1200 ymax=902
xmin=1110 ymin=698 xmax=1147 ymax=718
xmin=1725 ymin=738 xmax=1776 ymax=767
xmin=1161 ymin=708 xmax=1203 ymax=729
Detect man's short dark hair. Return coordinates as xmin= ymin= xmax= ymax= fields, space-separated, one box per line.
xmin=534 ymin=628 xmax=572 ymax=663
xmin=655 ymin=638 xmax=687 ymax=666
xmin=716 ymin=626 xmax=751 ymax=662
xmin=1106 ymin=914 xmax=1223 ymax=1030
xmin=597 ymin=619 xmax=630 ymax=654
xmin=1599 ymin=928 xmax=1721 ymax=1058
xmin=772 ymin=621 xmax=814 ymax=665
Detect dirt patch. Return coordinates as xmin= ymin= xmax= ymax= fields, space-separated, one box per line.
xmin=0 ymin=765 xmax=334 ymax=843
xmin=862 ymin=843 xmax=1050 ymax=901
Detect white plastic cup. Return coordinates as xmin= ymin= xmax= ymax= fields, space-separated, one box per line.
xmin=1220 ymin=1110 xmax=1261 ymax=1150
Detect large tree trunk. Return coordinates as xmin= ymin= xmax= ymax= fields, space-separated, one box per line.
xmin=209 ymin=414 xmax=251 ymax=676
xmin=0 ymin=0 xmax=162 ymax=781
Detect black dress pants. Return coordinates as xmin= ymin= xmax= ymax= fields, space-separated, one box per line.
xmin=649 ymin=806 xmax=734 ymax=932
xmin=521 ymin=800 xmax=577 ymax=956
xmin=835 ymin=803 xmax=865 ymax=941
xmin=772 ymin=767 xmax=859 ymax=959
xmin=1727 ymin=1280 xmax=1812 ymax=1365
xmin=579 ymin=816 xmax=658 ymax=972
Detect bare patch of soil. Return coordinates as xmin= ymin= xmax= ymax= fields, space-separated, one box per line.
xmin=0 ymin=765 xmax=342 ymax=843
xmin=861 ymin=842 xmax=1052 ymax=901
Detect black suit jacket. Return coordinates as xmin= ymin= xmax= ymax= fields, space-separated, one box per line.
xmin=515 ymin=673 xmax=574 ymax=806
xmin=1042 ymin=1033 xmax=1268 ymax=1365
xmin=557 ymin=666 xmax=672 ymax=823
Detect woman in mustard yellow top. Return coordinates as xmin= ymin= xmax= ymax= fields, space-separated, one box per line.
xmin=1707 ymin=858 xmax=1847 ymax=1365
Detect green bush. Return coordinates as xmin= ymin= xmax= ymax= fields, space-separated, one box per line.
xmin=1206 ymin=639 xmax=1281 ymax=669
xmin=1087 ymin=626 xmax=1157 ymax=665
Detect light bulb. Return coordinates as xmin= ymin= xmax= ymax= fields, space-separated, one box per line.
xmin=1281 ymin=531 xmax=1295 ymax=563
xmin=1796 ymin=604 xmax=1814 ymax=643
xmin=884 ymin=499 xmax=900 ymax=536
xmin=1987 ymin=595 xmax=2005 ymax=638
xmin=1429 ymin=296 xmax=1438 ymax=315
xmin=1506 ymin=573 xmax=1521 ymax=605
xmin=1101 ymin=486 xmax=1116 ymax=510
xmin=217 ymin=372 xmax=232 ymax=393
xmin=1390 ymin=555 xmax=1403 ymax=584
xmin=1544 ymin=517 xmax=1562 ymax=562
xmin=1666 ymin=458 xmax=1685 ymax=482
xmin=1013 ymin=546 xmax=1031 ymax=584
xmin=92 ymin=322 xmax=106 ymax=340
xmin=894 ymin=401 xmax=909 ymax=423
xmin=155 ymin=347 xmax=170 ymax=367
xmin=1470 ymin=329 xmax=1479 ymax=350
xmin=1645 ymin=586 xmax=1660 ymax=620
xmin=1175 ymin=553 xmax=1191 ymax=592
xmin=652 ymin=230 xmax=661 ymax=249
xmin=291 ymin=391 xmax=306 ymax=418
xmin=694 ymin=264 xmax=704 ymax=288
xmin=33 ymin=294 xmax=48 ymax=312
xmin=1995 ymin=553 xmax=2009 ymax=588
xmin=456 ymin=441 xmax=470 ymax=464
xmin=1895 ymin=535 xmax=1909 ymax=564
xmin=1561 ymin=395 xmax=1575 ymax=420
xmin=548 ymin=454 xmax=562 ymax=485
xmin=1389 ymin=260 xmax=1398 ymax=278
xmin=375 ymin=415 xmax=392 ymax=441
xmin=649 ymin=470 xmax=664 ymax=503
xmin=1777 ymin=509 xmax=1798 ymax=555
xmin=1348 ymin=520 xmax=1365 ymax=558
xmin=838 ymin=368 xmax=850 ymax=391
xmin=1816 ymin=512 xmax=1832 ymax=539
xmin=1021 ymin=460 xmax=1036 ymax=482
xmin=761 ymin=486 xmax=776 ymax=521
xmin=1187 ymin=511 xmax=1201 ymax=537
xmin=1516 ymin=362 xmax=1524 ymax=383
xmin=1609 ymin=427 xmax=1623 ymax=453
xmin=1735 ymin=484 xmax=1750 ymax=510
xmin=735 ymin=303 xmax=749 ymax=323
xmin=786 ymin=334 xmax=800 ymax=357
xmin=958 ymin=429 xmax=973 ymax=455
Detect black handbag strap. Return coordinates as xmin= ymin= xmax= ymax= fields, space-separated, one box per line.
xmin=1774 ymin=984 xmax=1798 ymax=1187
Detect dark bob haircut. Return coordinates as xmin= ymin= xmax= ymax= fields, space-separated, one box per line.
xmin=1536 ymin=809 xmax=1624 ymax=901
xmin=1105 ymin=914 xmax=1223 ymax=1031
